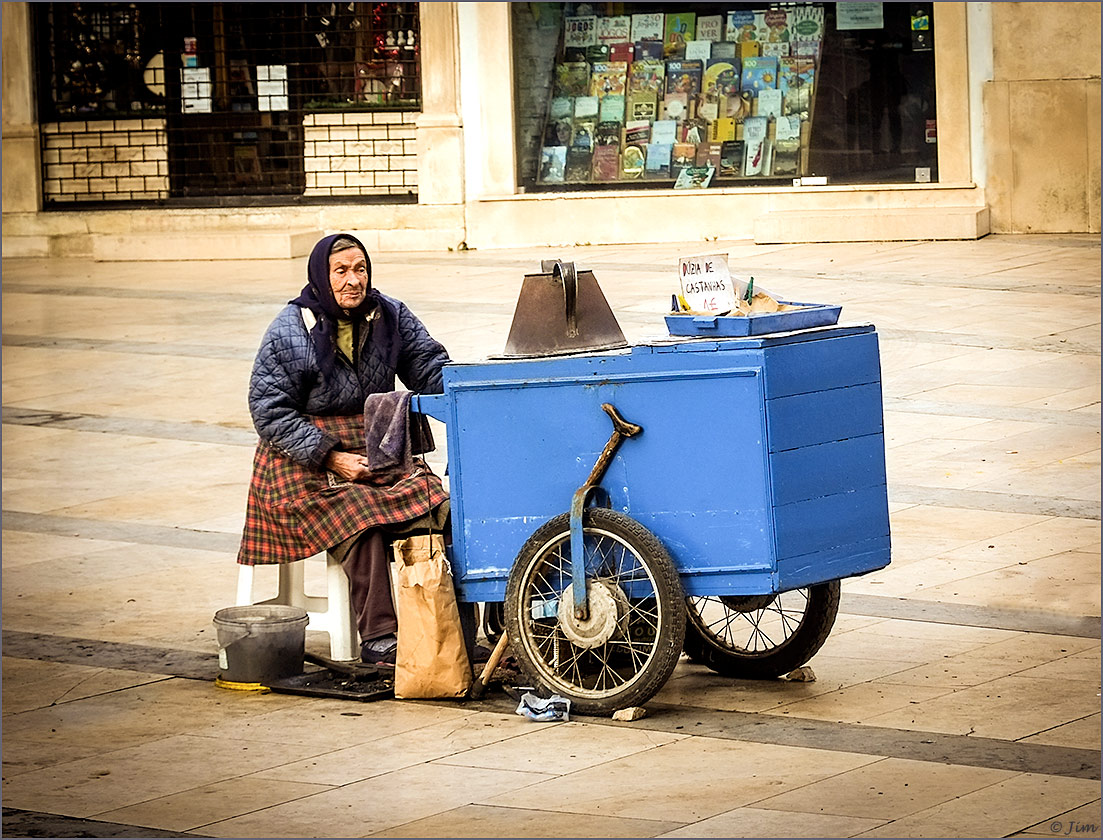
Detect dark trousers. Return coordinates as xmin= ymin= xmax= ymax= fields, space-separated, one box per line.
xmin=340 ymin=529 xmax=397 ymax=642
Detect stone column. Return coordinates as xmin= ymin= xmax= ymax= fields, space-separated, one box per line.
xmin=464 ymin=3 xmax=516 ymax=198
xmin=932 ymin=3 xmax=972 ymax=185
xmin=2 ymin=2 xmax=42 ymax=213
xmin=415 ymin=2 xmax=464 ymax=205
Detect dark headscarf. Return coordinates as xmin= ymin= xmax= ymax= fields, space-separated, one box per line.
xmin=291 ymin=233 xmax=399 ymax=384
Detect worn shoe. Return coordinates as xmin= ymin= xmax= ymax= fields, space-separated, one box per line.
xmin=361 ymin=635 xmax=397 ymax=667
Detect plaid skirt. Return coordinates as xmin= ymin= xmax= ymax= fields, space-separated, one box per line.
xmin=237 ymin=414 xmax=447 ymax=566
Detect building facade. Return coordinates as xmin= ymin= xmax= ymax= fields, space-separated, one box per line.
xmin=2 ymin=2 xmax=1099 ymax=259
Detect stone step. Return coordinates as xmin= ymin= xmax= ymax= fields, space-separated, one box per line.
xmin=2 ymin=235 xmax=51 ymax=258
xmin=754 ymin=206 xmax=990 ymax=244
xmin=2 ymin=223 xmax=468 ymax=260
xmin=90 ymin=229 xmax=323 ymax=261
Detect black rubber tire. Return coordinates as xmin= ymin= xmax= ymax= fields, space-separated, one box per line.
xmin=504 ymin=508 xmax=686 ymax=715
xmin=683 ymin=580 xmax=840 ymax=679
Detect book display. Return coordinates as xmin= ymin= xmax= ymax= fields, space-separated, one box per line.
xmin=536 ymin=4 xmax=825 ymax=188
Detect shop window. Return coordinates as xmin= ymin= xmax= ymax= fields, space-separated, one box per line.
xmin=34 ymin=2 xmax=420 ymax=204
xmin=513 ymin=3 xmax=937 ymax=192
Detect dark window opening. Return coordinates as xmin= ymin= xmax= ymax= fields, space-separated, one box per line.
xmin=34 ymin=3 xmax=167 ymax=120
xmin=34 ymin=2 xmax=421 ymax=204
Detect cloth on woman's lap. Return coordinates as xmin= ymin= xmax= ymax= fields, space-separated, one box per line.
xmin=363 ymin=391 xmax=434 ymax=483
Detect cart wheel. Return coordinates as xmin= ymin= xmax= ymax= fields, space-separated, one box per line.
xmin=504 ymin=509 xmax=685 ymax=715
xmin=481 ymin=602 xmax=505 ymax=644
xmin=683 ymin=580 xmax=840 ymax=679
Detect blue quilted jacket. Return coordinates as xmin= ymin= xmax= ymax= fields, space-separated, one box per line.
xmin=249 ymin=294 xmax=450 ymax=467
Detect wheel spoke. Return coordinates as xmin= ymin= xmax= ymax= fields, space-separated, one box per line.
xmin=595 ymin=652 xmax=621 ymax=691
xmin=749 ymin=616 xmax=779 ymax=651
xmin=616 ymin=637 xmax=651 ymax=672
xmin=773 ymin=606 xmax=801 ymax=637
xmin=623 ymin=599 xmax=659 ymax=623
xmin=566 ymin=639 xmax=586 ymax=687
xmin=718 ymin=607 xmax=741 ymax=646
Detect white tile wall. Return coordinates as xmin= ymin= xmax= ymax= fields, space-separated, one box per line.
xmin=302 ymin=110 xmax=419 ymax=196
xmin=40 ymin=119 xmax=169 ymax=202
xmin=40 ymin=111 xmax=419 ymax=203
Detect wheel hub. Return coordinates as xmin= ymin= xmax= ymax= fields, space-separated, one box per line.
xmin=719 ymin=593 xmax=777 ymax=612
xmin=557 ymin=579 xmax=628 ymax=649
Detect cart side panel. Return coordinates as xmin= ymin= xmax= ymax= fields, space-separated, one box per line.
xmin=774 ymin=487 xmax=891 ymax=559
xmin=443 ymin=350 xmax=777 ymax=601
xmin=445 ymin=378 xmax=604 ymax=596
xmin=762 ymin=329 xmax=882 ymax=398
xmin=605 ymin=366 xmax=777 ymax=597
xmin=766 ymin=384 xmax=885 ymax=451
xmin=775 ymin=535 xmax=892 ymax=590
xmin=771 ymin=436 xmax=887 ymax=504
xmin=762 ymin=331 xmax=891 ymax=591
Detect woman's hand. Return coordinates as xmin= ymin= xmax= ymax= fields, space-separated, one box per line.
xmin=324 ymin=450 xmax=371 ymax=482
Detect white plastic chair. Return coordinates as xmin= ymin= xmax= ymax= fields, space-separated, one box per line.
xmin=235 ymin=552 xmax=359 ymax=661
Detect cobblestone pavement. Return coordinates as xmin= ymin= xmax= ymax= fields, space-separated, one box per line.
xmin=3 ymin=234 xmax=1100 ymax=838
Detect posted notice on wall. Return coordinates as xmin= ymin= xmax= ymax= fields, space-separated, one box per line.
xmin=257 ymin=65 xmax=289 ymax=112
xmin=836 ymin=2 xmax=884 ymax=30
xmin=678 ymin=254 xmax=736 ymax=313
xmin=180 ymin=67 xmax=211 ymax=113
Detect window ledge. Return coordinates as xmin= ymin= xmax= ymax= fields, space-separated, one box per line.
xmin=480 ymin=182 xmax=980 ymax=202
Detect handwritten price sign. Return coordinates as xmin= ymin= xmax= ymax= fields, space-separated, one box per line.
xmin=679 ymin=253 xmax=736 ymax=313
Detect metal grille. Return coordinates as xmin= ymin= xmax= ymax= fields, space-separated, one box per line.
xmin=34 ymin=3 xmax=166 ymax=120
xmin=35 ymin=2 xmax=421 ymax=205
xmin=304 ymin=2 xmax=422 ymax=110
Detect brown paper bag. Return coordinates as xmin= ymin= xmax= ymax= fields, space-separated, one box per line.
xmin=392 ymin=534 xmax=472 ymax=699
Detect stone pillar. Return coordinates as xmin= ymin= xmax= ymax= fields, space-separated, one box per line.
xmin=932 ymin=3 xmax=972 ymax=185
xmin=415 ymin=2 xmax=464 ymax=205
xmin=466 ymin=3 xmax=516 ymax=198
xmin=2 ymin=2 xmax=41 ymax=213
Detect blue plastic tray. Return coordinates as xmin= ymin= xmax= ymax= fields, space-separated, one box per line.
xmin=665 ymin=302 xmax=841 ymax=337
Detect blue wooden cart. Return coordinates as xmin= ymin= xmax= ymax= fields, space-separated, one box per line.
xmin=414 ymin=323 xmax=890 ymax=713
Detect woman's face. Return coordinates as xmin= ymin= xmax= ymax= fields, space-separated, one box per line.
xmin=329 ymin=247 xmax=369 ymax=310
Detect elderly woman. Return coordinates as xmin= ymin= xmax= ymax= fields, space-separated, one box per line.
xmin=238 ymin=233 xmax=450 ymax=665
